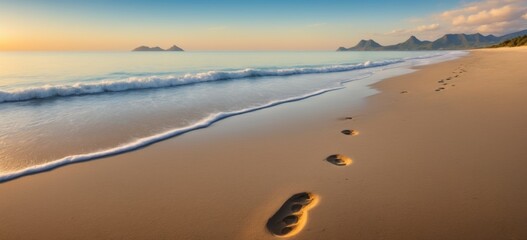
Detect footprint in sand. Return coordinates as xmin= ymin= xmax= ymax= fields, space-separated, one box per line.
xmin=400 ymin=90 xmax=408 ymax=94
xmin=341 ymin=129 xmax=359 ymax=136
xmin=326 ymin=154 xmax=352 ymax=166
xmin=267 ymin=192 xmax=318 ymax=238
xmin=435 ymin=87 xmax=445 ymax=92
xmin=343 ymin=116 xmax=353 ymax=120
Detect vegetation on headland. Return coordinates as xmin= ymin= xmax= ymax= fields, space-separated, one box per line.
xmin=489 ymin=35 xmax=527 ymax=48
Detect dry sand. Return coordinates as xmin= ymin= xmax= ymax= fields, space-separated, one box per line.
xmin=1 ymin=47 xmax=527 ymax=239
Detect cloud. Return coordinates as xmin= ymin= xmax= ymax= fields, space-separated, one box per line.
xmin=441 ymin=6 xmax=479 ymax=19
xmin=383 ymin=0 xmax=527 ymax=41
xmin=416 ymin=23 xmax=440 ymax=32
xmin=475 ymin=21 xmax=509 ymax=33
xmin=387 ymin=29 xmax=406 ymax=35
xmin=449 ymin=5 xmax=517 ymax=26
xmin=387 ymin=23 xmax=440 ymax=36
xmin=437 ymin=0 xmax=527 ymax=34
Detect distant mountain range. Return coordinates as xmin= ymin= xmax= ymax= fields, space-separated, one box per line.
xmin=337 ymin=29 xmax=527 ymax=51
xmin=132 ymin=45 xmax=184 ymax=51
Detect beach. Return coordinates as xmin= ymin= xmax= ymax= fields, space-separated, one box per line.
xmin=1 ymin=47 xmax=527 ymax=239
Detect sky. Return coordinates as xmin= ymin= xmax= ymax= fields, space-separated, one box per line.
xmin=1 ymin=0 xmax=526 ymax=51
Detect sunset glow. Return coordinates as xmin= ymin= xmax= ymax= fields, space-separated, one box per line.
xmin=3 ymin=0 xmax=525 ymax=51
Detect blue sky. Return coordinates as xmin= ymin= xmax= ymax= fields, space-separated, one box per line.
xmin=1 ymin=0 xmax=526 ymax=50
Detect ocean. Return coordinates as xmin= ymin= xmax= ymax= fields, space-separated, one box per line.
xmin=0 ymin=51 xmax=465 ymax=181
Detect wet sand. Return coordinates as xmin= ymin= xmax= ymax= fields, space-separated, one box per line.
xmin=1 ymin=47 xmax=527 ymax=239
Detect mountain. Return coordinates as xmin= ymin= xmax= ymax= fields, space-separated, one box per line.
xmin=347 ymin=39 xmax=383 ymax=51
xmin=499 ymin=29 xmax=527 ymax=41
xmin=337 ymin=29 xmax=527 ymax=51
xmin=383 ymin=36 xmax=432 ymax=50
xmin=430 ymin=33 xmax=500 ymax=49
xmin=132 ymin=46 xmax=165 ymax=51
xmin=489 ymin=34 xmax=527 ymax=48
xmin=166 ymin=45 xmax=184 ymax=51
xmin=132 ymin=45 xmax=184 ymax=51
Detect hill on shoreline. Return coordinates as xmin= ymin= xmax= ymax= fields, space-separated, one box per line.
xmin=132 ymin=45 xmax=184 ymax=51
xmin=338 ymin=29 xmax=527 ymax=51
xmin=489 ymin=35 xmax=527 ymax=48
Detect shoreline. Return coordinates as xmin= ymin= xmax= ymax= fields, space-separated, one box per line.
xmin=1 ymin=48 xmax=527 ymax=239
xmin=0 ymin=52 xmax=460 ymax=183
xmin=0 ymin=86 xmax=344 ymax=183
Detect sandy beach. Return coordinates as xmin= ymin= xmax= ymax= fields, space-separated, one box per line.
xmin=1 ymin=47 xmax=527 ymax=239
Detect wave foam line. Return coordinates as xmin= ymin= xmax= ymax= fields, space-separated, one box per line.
xmin=0 ymin=59 xmax=403 ymax=103
xmin=0 ymin=86 xmax=344 ymax=183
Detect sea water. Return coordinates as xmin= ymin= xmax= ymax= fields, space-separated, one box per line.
xmin=0 ymin=51 xmax=465 ymax=181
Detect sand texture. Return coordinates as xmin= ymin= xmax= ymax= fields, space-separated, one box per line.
xmin=1 ymin=47 xmax=527 ymax=239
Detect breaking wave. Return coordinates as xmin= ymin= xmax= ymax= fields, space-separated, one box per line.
xmin=0 ymin=59 xmax=403 ymax=103
xmin=0 ymin=86 xmax=343 ymax=182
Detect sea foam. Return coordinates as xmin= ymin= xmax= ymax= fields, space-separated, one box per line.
xmin=0 ymin=59 xmax=404 ymax=103
xmin=0 ymin=86 xmax=343 ymax=183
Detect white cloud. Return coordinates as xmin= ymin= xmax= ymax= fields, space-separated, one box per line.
xmin=437 ymin=0 xmax=527 ymax=34
xmin=416 ymin=23 xmax=440 ymax=32
xmin=388 ymin=29 xmax=406 ymax=35
xmin=383 ymin=0 xmax=527 ymax=42
xmin=387 ymin=23 xmax=440 ymax=36
xmin=452 ymin=16 xmax=466 ymax=26
xmin=441 ymin=5 xmax=479 ymax=19
xmin=476 ymin=21 xmax=509 ymax=34
xmin=450 ymin=5 xmax=517 ymax=26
